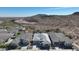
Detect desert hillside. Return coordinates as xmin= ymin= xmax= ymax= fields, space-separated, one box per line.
xmin=18 ymin=12 xmax=79 ymax=40
xmin=0 ymin=12 xmax=79 ymax=40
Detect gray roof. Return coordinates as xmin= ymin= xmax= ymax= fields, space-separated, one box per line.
xmin=33 ymin=33 xmax=51 ymax=44
xmin=8 ymin=28 xmax=19 ymax=33
xmin=0 ymin=32 xmax=12 ymax=43
xmin=48 ymin=32 xmax=72 ymax=44
xmin=0 ymin=29 xmax=7 ymax=33
xmin=11 ymin=32 xmax=33 ymax=45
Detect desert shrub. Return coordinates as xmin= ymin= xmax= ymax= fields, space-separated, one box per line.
xmin=33 ymin=30 xmax=41 ymax=33
xmin=54 ymin=28 xmax=60 ymax=33
xmin=16 ymin=32 xmax=20 ymax=35
xmin=0 ymin=44 xmax=8 ymax=48
xmin=65 ymin=35 xmax=72 ymax=39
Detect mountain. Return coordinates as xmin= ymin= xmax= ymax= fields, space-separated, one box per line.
xmin=72 ymin=12 xmax=79 ymax=15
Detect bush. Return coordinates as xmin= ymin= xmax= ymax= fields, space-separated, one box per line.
xmin=0 ymin=44 xmax=8 ymax=48
xmin=54 ymin=28 xmax=60 ymax=33
xmin=16 ymin=32 xmax=20 ymax=35
xmin=33 ymin=30 xmax=41 ymax=33
xmin=65 ymin=35 xmax=72 ymax=39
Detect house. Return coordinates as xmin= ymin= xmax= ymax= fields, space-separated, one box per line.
xmin=6 ymin=32 xmax=33 ymax=50
xmin=0 ymin=29 xmax=7 ymax=33
xmin=10 ymin=32 xmax=33 ymax=46
xmin=33 ymin=33 xmax=51 ymax=50
xmin=0 ymin=29 xmax=13 ymax=43
xmin=48 ymin=32 xmax=73 ymax=49
xmin=18 ymin=32 xmax=33 ymax=46
xmin=8 ymin=27 xmax=19 ymax=33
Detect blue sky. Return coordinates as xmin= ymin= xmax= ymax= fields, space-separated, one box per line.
xmin=0 ymin=7 xmax=79 ymax=17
